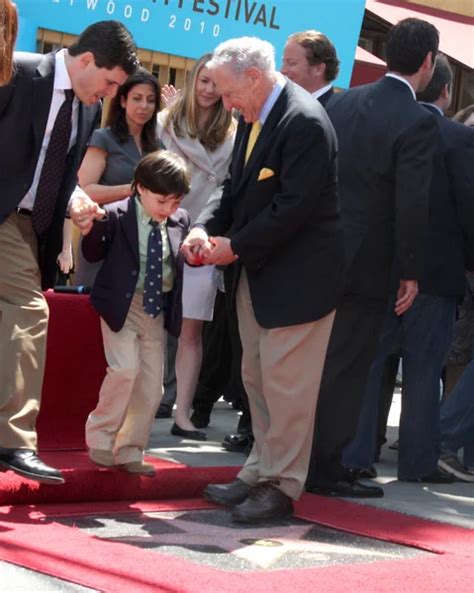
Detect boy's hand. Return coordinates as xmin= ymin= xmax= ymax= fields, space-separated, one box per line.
xmin=181 ymin=227 xmax=214 ymax=265
xmin=70 ymin=195 xmax=105 ymax=236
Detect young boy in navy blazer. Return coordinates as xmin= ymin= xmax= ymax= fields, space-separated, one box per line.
xmin=75 ymin=150 xmax=190 ymax=475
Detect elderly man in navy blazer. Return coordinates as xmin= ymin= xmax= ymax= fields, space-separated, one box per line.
xmin=182 ymin=36 xmax=345 ymax=523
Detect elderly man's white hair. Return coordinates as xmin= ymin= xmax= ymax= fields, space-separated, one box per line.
xmin=208 ymin=36 xmax=276 ymax=74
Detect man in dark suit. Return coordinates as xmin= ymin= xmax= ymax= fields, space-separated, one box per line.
xmin=305 ymin=18 xmax=440 ymax=498
xmin=0 ymin=21 xmax=138 ymax=484
xmin=182 ymin=36 xmax=345 ymax=523
xmin=281 ymin=30 xmax=339 ymax=108
xmin=343 ymin=54 xmax=474 ymax=482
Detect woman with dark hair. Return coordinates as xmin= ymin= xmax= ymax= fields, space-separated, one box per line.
xmin=0 ymin=0 xmax=18 ymax=86
xmin=157 ymin=53 xmax=236 ymax=439
xmin=75 ymin=67 xmax=162 ymax=284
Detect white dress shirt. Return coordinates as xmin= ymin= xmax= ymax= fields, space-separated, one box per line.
xmin=19 ymin=49 xmax=79 ymax=210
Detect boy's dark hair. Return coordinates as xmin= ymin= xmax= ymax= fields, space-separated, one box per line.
xmin=68 ymin=21 xmax=138 ymax=75
xmin=132 ymin=150 xmax=191 ymax=197
xmin=416 ymin=54 xmax=452 ymax=103
xmin=386 ymin=18 xmax=439 ymax=75
xmin=288 ymin=31 xmax=340 ymax=82
xmin=107 ymin=68 xmax=161 ymax=153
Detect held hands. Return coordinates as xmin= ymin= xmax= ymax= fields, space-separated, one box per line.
xmin=394 ymin=279 xmax=418 ymax=316
xmin=181 ymin=228 xmax=238 ymax=266
xmin=70 ymin=195 xmax=106 ymax=236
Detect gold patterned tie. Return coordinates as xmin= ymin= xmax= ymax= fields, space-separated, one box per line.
xmin=245 ymin=120 xmax=261 ymax=164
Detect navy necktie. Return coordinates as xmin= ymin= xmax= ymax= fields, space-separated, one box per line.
xmin=32 ymin=89 xmax=75 ymax=236
xmin=143 ymin=220 xmax=163 ymax=317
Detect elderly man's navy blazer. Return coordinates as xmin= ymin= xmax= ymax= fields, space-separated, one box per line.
xmin=82 ymin=197 xmax=189 ymax=337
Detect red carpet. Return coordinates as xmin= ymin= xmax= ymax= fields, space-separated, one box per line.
xmin=0 ymin=495 xmax=472 ymax=593
xmin=38 ymin=291 xmax=106 ymax=450
xmin=0 ymin=451 xmax=238 ymax=506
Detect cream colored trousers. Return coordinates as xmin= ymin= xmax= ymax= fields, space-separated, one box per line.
xmin=85 ymin=293 xmax=165 ymax=465
xmin=236 ymin=271 xmax=335 ymax=500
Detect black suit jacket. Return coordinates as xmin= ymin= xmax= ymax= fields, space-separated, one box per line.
xmin=0 ymin=51 xmax=101 ymax=288
xmin=82 ymin=197 xmax=190 ymax=337
xmin=198 ymin=81 xmax=345 ymax=329
xmin=317 ymin=87 xmax=334 ymax=108
xmin=408 ymin=104 xmax=474 ymax=296
xmin=326 ymin=76 xmax=437 ymax=298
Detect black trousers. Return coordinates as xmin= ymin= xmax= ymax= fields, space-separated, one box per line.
xmin=192 ymin=288 xmax=250 ymax=431
xmin=306 ymin=294 xmax=387 ymax=486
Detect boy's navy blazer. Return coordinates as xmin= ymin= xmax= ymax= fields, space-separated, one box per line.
xmin=82 ymin=197 xmax=190 ymax=337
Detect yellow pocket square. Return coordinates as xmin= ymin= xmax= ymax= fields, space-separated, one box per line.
xmin=257 ymin=167 xmax=275 ymax=181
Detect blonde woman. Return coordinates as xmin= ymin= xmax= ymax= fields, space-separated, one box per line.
xmin=158 ymin=53 xmax=236 ymax=439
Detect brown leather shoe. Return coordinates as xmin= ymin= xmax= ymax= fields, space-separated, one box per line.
xmin=231 ymin=482 xmax=293 ymax=523
xmin=203 ymin=478 xmax=251 ymax=506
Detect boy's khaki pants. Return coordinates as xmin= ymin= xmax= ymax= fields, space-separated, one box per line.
xmin=86 ymin=294 xmax=165 ymax=465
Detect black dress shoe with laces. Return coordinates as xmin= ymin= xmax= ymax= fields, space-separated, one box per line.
xmin=0 ymin=448 xmax=65 ymax=484
xmin=307 ymin=478 xmax=383 ymax=498
xmin=345 ymin=465 xmax=378 ymax=480
xmin=401 ymin=468 xmax=455 ymax=483
xmin=203 ymin=478 xmax=251 ymax=506
xmin=222 ymin=433 xmax=254 ymax=453
xmin=231 ymin=482 xmax=294 ymax=523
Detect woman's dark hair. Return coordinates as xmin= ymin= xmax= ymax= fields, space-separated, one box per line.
xmin=132 ymin=150 xmax=191 ymax=197
xmin=107 ymin=68 xmax=161 ymax=153
xmin=68 ymin=20 xmax=138 ymax=75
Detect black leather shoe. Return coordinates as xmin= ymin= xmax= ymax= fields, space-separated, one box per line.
xmin=170 ymin=422 xmax=207 ymax=441
xmin=155 ymin=404 xmax=172 ymax=419
xmin=345 ymin=465 xmax=378 ymax=480
xmin=190 ymin=408 xmax=211 ymax=429
xmin=222 ymin=433 xmax=253 ymax=453
xmin=307 ymin=478 xmax=384 ymax=498
xmin=401 ymin=468 xmax=455 ymax=484
xmin=203 ymin=478 xmax=251 ymax=506
xmin=231 ymin=482 xmax=294 ymax=523
xmin=0 ymin=448 xmax=65 ymax=485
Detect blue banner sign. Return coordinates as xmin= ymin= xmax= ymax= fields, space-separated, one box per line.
xmin=15 ymin=0 xmax=366 ymax=87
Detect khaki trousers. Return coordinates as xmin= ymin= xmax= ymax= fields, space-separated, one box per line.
xmin=236 ymin=271 xmax=335 ymax=499
xmin=0 ymin=212 xmax=49 ymax=450
xmin=85 ymin=294 xmax=165 ymax=465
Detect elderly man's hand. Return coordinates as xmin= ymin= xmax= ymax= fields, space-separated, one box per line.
xmin=70 ymin=195 xmax=105 ymax=236
xmin=202 ymin=237 xmax=238 ymax=266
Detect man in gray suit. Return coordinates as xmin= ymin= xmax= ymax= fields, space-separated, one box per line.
xmin=0 ymin=21 xmax=138 ymax=484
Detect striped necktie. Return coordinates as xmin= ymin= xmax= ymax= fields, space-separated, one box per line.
xmin=245 ymin=120 xmax=261 ymax=164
